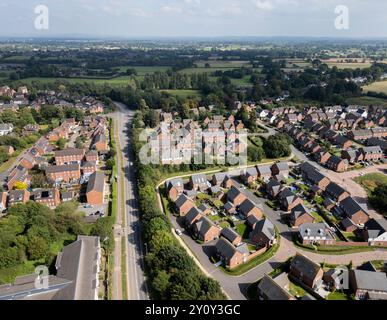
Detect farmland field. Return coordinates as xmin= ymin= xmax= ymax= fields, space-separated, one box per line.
xmin=322 ymin=58 xmax=372 ymax=69
xmin=346 ymin=96 xmax=387 ymax=107
xmin=114 ymin=65 xmax=170 ymax=75
xmin=362 ymin=80 xmax=387 ymax=94
xmin=12 ymin=76 xmax=138 ymax=88
xmin=194 ymin=60 xmax=252 ymax=68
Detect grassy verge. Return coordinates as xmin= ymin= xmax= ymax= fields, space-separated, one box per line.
xmin=293 ymin=238 xmax=387 ymax=255
xmin=121 ymin=237 xmax=128 ymax=300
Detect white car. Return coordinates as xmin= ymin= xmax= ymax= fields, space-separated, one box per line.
xmin=175 ymin=229 xmax=183 ymax=236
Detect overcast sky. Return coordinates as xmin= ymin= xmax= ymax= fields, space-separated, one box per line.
xmin=2 ymin=0 xmax=387 ymax=38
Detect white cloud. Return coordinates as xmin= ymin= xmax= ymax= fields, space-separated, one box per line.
xmin=161 ymin=6 xmax=182 ymax=13
xmin=184 ymin=0 xmax=201 ymax=5
xmin=254 ymin=0 xmax=274 ymax=11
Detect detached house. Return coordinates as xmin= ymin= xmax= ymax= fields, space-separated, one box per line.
xmin=325 ymin=182 xmax=350 ymax=203
xmin=299 ymin=162 xmax=330 ymax=191
xmin=241 ymin=167 xmax=258 ymax=185
xmin=271 ymin=162 xmax=290 ymax=180
xmin=339 ymin=197 xmax=369 ymax=225
xmin=256 ymin=165 xmax=272 ymax=182
xmin=349 ymin=270 xmax=387 ymax=300
xmin=266 ymin=179 xmax=282 ymax=198
xmin=290 ymin=204 xmax=315 ymax=227
xmin=239 ymin=199 xmax=263 ymax=219
xmin=278 ymin=188 xmax=303 ymax=212
xmin=325 ymin=155 xmax=348 ymax=172
xmin=290 ymin=254 xmax=323 ymax=290
xmin=363 ymin=219 xmax=387 ymax=246
xmin=220 ymin=227 xmax=242 ymax=246
xmin=92 ymin=134 xmax=108 ymax=153
xmin=185 ymin=207 xmax=203 ymax=228
xmin=175 ymin=194 xmax=195 ymax=216
xmin=250 ymin=219 xmax=276 ymax=247
xmin=189 ymin=174 xmax=209 ymax=191
xmin=298 ymin=223 xmax=336 ymax=245
xmin=193 ymin=216 xmax=220 ymax=242
xmin=227 ymin=186 xmax=247 ymax=206
xmin=86 ymin=172 xmax=105 ymax=205
xmin=257 ymin=275 xmax=296 ymax=301
xmin=166 ymin=178 xmax=184 ymax=201
xmin=215 ymin=238 xmax=248 ymax=270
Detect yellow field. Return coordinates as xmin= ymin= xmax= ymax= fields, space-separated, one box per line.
xmin=362 ymin=80 xmax=387 ymax=94
xmin=322 ymin=58 xmax=372 ymax=69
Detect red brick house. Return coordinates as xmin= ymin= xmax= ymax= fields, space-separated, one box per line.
xmin=193 ymin=216 xmax=220 ymax=242
xmin=339 ymin=197 xmax=369 ymax=225
xmin=325 ymin=156 xmax=348 ymax=172
xmin=166 ymin=178 xmax=184 ymax=201
xmin=55 ymin=148 xmax=85 ymax=165
xmin=278 ymin=188 xmax=303 ymax=212
xmin=175 ymin=194 xmax=195 ymax=216
xmin=30 ymin=188 xmax=61 ymax=208
xmin=227 ymin=186 xmax=247 ymax=206
xmin=85 ymin=150 xmax=99 ymax=163
xmin=8 ymin=189 xmax=30 ymax=206
xmin=215 ymin=238 xmax=248 ymax=269
xmin=290 ymin=204 xmax=315 ymax=227
xmin=290 ymin=254 xmax=324 ymax=289
xmin=45 ymin=164 xmax=81 ymax=183
xmin=86 ymin=172 xmax=105 ymax=205
xmin=239 ymin=199 xmax=263 ymax=219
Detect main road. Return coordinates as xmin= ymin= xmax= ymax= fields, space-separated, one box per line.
xmin=111 ymin=102 xmax=149 ymax=300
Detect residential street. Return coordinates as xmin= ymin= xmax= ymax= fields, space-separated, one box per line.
xmin=112 ymin=102 xmax=149 ymax=300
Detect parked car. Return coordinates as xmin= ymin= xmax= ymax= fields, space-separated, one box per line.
xmin=175 ymin=229 xmax=183 ymax=236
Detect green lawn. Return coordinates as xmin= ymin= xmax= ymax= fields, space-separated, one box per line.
xmin=354 ymin=173 xmax=387 ymax=195
xmin=327 ymin=291 xmax=352 ymax=300
xmin=288 ymin=281 xmax=308 ymax=298
xmin=235 ymin=223 xmax=249 ymax=239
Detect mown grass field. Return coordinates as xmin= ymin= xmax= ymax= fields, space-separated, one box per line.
xmin=363 ymin=80 xmax=387 ymax=94
xmin=346 ymin=95 xmax=387 ymax=107
xmin=354 ymin=173 xmax=387 ymax=195
xmin=13 ymin=76 xmax=138 ymax=88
